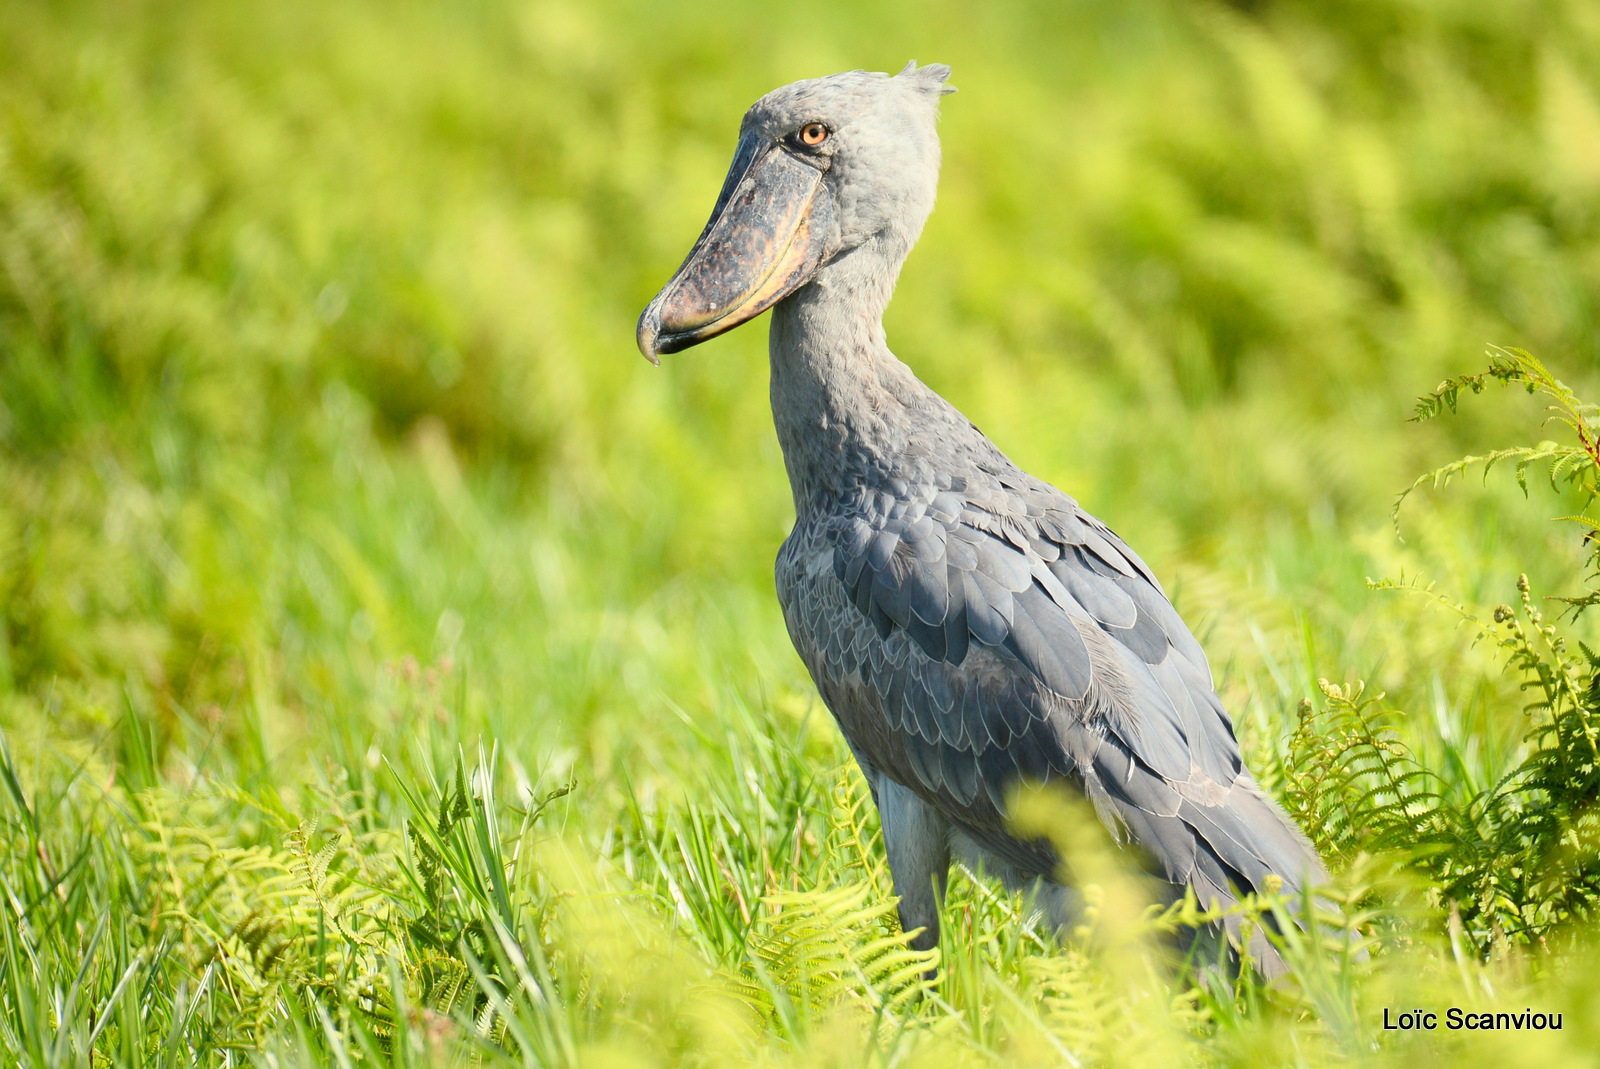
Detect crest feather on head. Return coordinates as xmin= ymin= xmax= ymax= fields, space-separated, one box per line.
xmin=896 ymin=61 xmax=957 ymax=96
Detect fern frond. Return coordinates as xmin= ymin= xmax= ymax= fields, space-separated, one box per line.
xmin=727 ymin=879 xmax=938 ymax=1022
xmin=1350 ymin=352 xmax=1600 ymax=953
xmin=1397 ymin=348 xmax=1600 ymax=536
xmin=1409 ymin=347 xmax=1527 ymax=422
xmin=1391 ymin=443 xmax=1583 ymax=531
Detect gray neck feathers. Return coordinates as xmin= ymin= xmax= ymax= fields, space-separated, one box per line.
xmin=769 ymin=228 xmax=954 ymax=516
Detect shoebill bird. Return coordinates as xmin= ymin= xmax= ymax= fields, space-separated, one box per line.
xmin=636 ymin=62 xmax=1327 ymax=974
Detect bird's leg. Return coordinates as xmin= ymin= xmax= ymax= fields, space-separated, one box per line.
xmin=875 ymin=777 xmax=950 ymax=955
xmin=948 ymin=830 xmax=1085 ymax=938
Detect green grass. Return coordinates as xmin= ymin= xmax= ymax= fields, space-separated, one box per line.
xmin=5 ymin=0 xmax=1600 ymax=1063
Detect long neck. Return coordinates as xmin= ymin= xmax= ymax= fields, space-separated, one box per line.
xmin=768 ymin=231 xmax=942 ymax=516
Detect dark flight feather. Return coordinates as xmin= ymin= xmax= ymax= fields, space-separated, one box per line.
xmin=780 ymin=459 xmax=1326 ymax=973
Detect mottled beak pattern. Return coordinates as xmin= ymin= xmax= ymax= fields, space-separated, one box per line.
xmin=637 ymin=134 xmax=833 ymax=364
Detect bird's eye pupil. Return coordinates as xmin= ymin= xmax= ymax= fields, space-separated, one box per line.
xmin=801 ymin=123 xmax=827 ymax=146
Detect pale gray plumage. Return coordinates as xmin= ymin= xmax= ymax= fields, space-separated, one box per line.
xmin=638 ymin=62 xmax=1327 ymax=975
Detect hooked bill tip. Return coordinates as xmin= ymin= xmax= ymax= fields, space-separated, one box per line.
xmin=636 ymin=308 xmax=662 ymax=366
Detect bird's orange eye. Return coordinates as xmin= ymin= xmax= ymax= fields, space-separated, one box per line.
xmin=800 ymin=122 xmax=828 ymax=146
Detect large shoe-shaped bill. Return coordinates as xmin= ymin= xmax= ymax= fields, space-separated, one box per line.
xmin=637 ymin=132 xmax=835 ymax=363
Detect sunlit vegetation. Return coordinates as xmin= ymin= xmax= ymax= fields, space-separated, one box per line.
xmin=4 ymin=0 xmax=1600 ymax=1063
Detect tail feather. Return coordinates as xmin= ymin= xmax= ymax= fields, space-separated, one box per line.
xmin=1086 ymin=733 xmax=1334 ymax=977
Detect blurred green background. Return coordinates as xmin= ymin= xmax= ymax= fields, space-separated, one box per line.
xmin=4 ymin=0 xmax=1600 ymax=1063
xmin=8 ymin=0 xmax=1600 ymax=777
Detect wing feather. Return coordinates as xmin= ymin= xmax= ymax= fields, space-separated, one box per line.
xmin=799 ymin=465 xmax=1326 ymax=928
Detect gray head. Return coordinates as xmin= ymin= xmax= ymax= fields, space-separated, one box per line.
xmin=637 ymin=62 xmax=954 ymax=362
